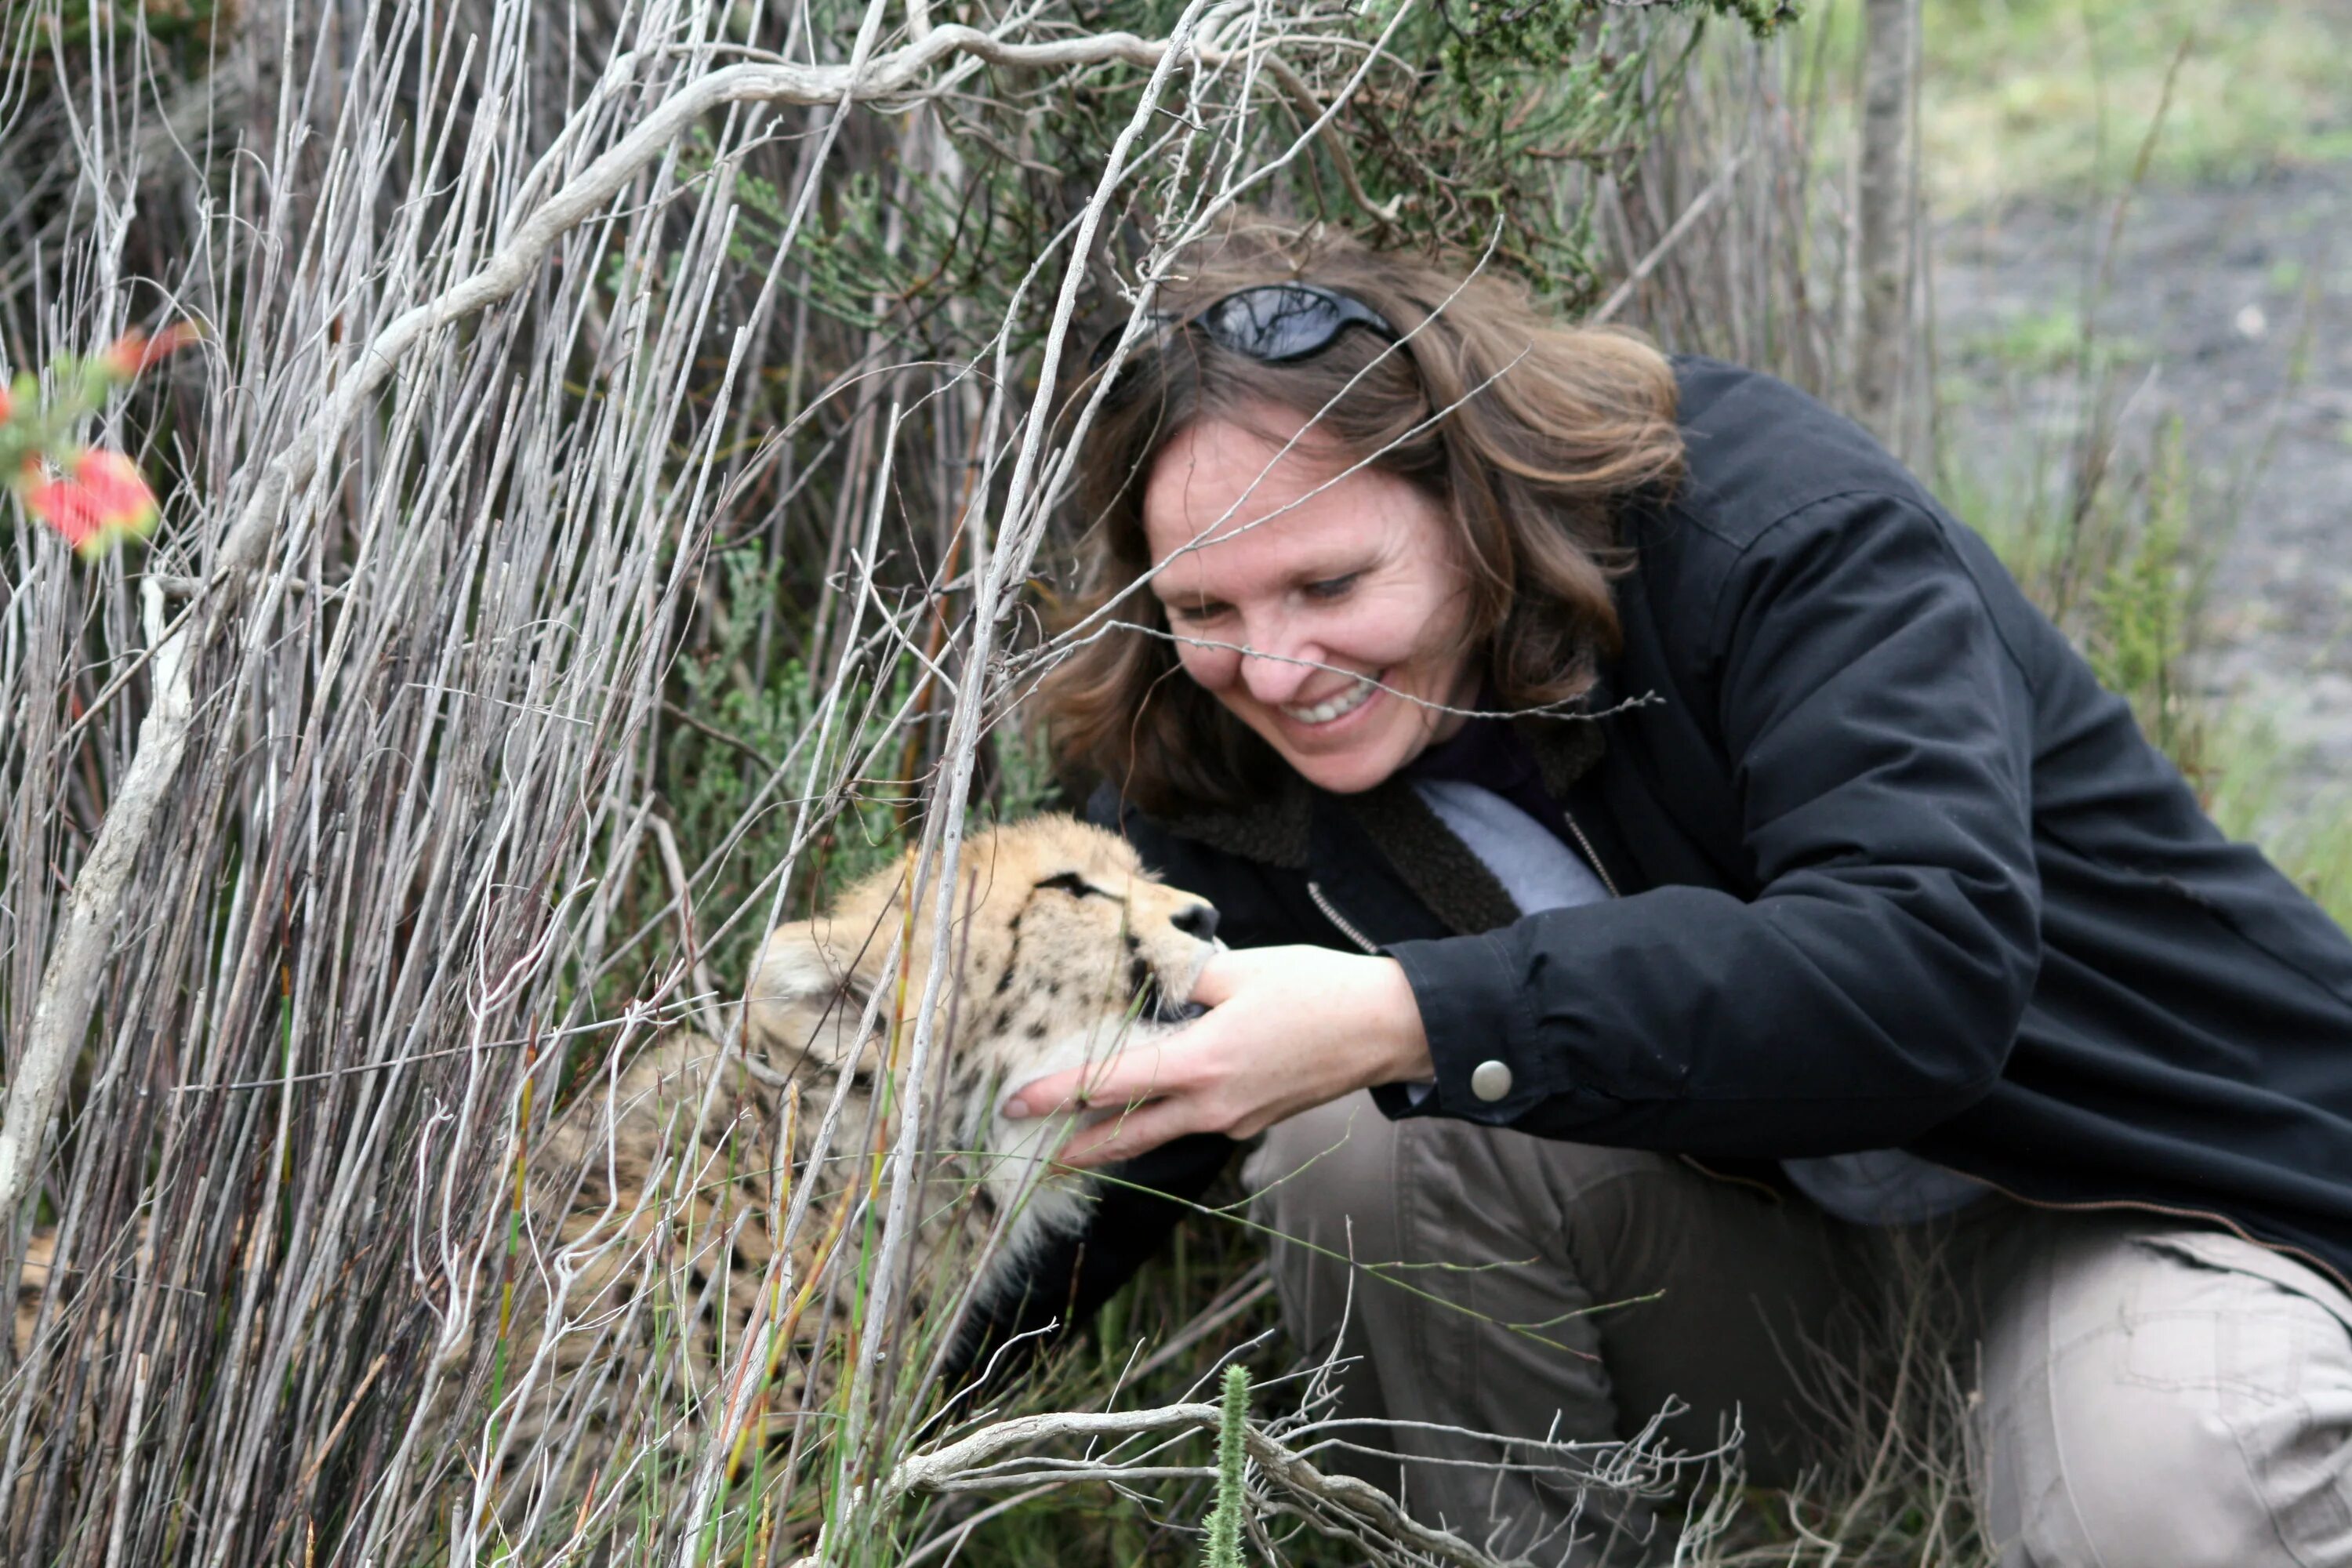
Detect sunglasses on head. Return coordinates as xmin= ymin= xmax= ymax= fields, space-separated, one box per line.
xmin=1085 ymin=282 xmax=1402 ymax=380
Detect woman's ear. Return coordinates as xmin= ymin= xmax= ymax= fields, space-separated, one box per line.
xmin=745 ymin=919 xmax=879 ymax=1074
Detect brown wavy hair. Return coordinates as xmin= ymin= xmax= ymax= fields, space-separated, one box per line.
xmin=1040 ymin=219 xmax=1685 ymax=817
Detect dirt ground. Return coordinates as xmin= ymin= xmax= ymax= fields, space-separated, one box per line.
xmin=1934 ymin=157 xmax=2352 ymax=821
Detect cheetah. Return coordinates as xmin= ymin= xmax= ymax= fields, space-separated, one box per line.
xmin=432 ymin=812 xmax=1224 ymax=1475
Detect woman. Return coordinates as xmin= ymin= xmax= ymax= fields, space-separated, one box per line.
xmin=1007 ymin=220 xmax=2352 ymax=1566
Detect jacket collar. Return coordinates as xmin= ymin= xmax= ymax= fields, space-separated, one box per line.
xmin=1157 ymin=718 xmax=1606 ymax=938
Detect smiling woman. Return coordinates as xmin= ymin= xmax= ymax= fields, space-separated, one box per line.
xmin=1019 ymin=217 xmax=2352 ymax=1568
xmin=1043 ymin=222 xmax=1682 ymax=815
xmin=1142 ymin=410 xmax=1481 ymax=795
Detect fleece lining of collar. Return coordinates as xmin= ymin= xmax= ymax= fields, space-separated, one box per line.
xmin=1156 ymin=717 xmax=1606 ymax=938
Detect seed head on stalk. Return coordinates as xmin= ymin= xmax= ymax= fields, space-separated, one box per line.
xmin=1203 ymin=1361 xmax=1251 ymax=1567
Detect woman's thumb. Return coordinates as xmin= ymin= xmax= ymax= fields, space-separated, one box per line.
xmin=1185 ymin=948 xmax=1250 ymax=1008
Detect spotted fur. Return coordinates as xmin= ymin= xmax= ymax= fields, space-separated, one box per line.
xmin=434 ymin=813 xmax=1222 ymax=1463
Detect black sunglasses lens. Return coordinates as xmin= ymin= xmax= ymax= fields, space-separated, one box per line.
xmin=1084 ymin=285 xmax=1396 ymax=388
xmin=1200 ymin=285 xmax=1353 ymax=362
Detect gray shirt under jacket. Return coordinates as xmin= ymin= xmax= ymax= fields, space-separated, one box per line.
xmin=1412 ymin=767 xmax=1987 ymax=1226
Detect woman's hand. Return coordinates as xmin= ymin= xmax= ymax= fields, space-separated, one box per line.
xmin=1001 ymin=946 xmax=1434 ymax=1168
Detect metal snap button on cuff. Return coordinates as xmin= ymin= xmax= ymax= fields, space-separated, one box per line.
xmin=1470 ymin=1059 xmax=1513 ymax=1103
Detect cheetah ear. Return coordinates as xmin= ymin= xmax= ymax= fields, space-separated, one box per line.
xmin=744 ymin=919 xmax=882 ymax=1075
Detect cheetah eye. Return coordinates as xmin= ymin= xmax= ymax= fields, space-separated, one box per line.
xmin=1033 ymin=871 xmax=1112 ymax=900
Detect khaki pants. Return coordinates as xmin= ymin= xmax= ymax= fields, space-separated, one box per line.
xmin=1247 ymin=1094 xmax=2352 ymax=1567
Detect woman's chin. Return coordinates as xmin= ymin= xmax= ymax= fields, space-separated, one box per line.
xmin=1276 ymin=734 xmax=1414 ymax=796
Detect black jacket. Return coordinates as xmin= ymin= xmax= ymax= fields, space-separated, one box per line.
xmin=1009 ymin=357 xmax=2352 ymax=1345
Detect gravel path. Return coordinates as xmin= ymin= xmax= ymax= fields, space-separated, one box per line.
xmin=1935 ymin=160 xmax=2352 ymax=819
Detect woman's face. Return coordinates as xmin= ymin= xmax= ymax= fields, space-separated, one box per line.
xmin=1140 ymin=409 xmax=1479 ymax=796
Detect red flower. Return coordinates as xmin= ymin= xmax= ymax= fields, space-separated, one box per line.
xmin=24 ymin=450 xmax=159 ymax=557
xmin=97 ymin=323 xmax=200 ymax=380
xmin=0 ymin=382 xmax=12 ymax=426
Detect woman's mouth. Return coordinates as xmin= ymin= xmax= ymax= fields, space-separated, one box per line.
xmin=1282 ymin=673 xmax=1379 ymax=727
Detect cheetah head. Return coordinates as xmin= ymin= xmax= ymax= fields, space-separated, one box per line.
xmin=742 ymin=814 xmax=1221 ymax=1245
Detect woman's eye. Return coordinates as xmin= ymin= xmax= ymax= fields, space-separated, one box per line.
xmin=1169 ymin=601 xmax=1229 ymax=624
xmin=1303 ymin=574 xmax=1359 ymax=601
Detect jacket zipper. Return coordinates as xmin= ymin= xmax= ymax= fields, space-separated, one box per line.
xmin=1308 ymin=803 xmax=1619 ymax=949
xmin=1555 ymin=804 xmax=1621 ymax=899
xmin=1305 ymin=880 xmax=1380 ymax=955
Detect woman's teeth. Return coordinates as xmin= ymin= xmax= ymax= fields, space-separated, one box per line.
xmin=1283 ymin=677 xmax=1377 ymax=726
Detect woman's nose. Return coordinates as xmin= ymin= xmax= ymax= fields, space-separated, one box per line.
xmin=1239 ymin=638 xmax=1318 ymax=706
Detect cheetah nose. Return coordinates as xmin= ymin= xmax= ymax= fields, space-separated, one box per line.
xmin=1171 ymin=903 xmax=1220 ymax=942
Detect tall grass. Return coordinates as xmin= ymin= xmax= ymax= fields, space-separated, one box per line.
xmin=0 ymin=2 xmax=1786 ymax=1564
xmin=2 ymin=2 xmax=2335 ymax=1565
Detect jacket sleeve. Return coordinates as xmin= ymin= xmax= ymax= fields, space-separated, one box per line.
xmin=1382 ymin=492 xmax=2045 ymax=1158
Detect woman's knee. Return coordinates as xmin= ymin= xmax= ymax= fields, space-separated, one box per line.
xmin=1981 ymin=1225 xmax=2352 ymax=1568
xmin=1243 ymin=1094 xmax=1410 ymax=1358
xmin=1246 ymin=1093 xmax=1405 ymax=1254
xmin=1245 ymin=1098 xmax=1664 ymax=1269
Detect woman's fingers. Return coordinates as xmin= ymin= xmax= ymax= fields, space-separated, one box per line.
xmin=1003 ymin=1036 xmax=1191 ymax=1123
xmin=1003 ymin=948 xmax=1265 ymax=1123
xmin=1055 ymin=1093 xmax=1200 ymax=1169
xmin=1000 ymin=1062 xmax=1082 ymax=1121
xmin=996 ymin=946 xmax=1421 ymax=1167
xmin=1002 ymin=1030 xmax=1232 ymax=1165
xmin=1185 ymin=948 xmax=1247 ymax=1007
